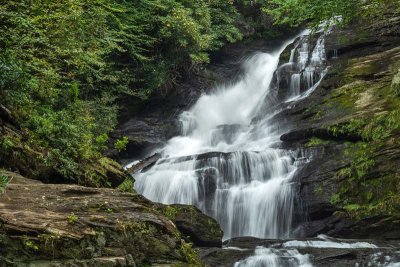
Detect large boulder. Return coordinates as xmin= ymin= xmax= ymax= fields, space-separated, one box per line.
xmin=0 ymin=171 xmax=220 ymax=266
xmin=157 ymin=204 xmax=223 ymax=248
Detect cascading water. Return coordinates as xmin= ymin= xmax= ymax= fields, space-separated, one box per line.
xmin=234 ymin=247 xmax=312 ymax=267
xmin=134 ymin=29 xmax=328 ymax=241
xmin=231 ymin=235 xmax=400 ymax=267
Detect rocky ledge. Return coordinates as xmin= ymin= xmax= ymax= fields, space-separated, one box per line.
xmin=0 ymin=171 xmax=222 ymax=266
xmin=276 ymin=11 xmax=400 ymax=238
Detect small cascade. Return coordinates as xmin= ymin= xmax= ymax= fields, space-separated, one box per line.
xmin=290 ymin=73 xmax=301 ymax=96
xmin=332 ymin=48 xmax=338 ymax=59
xmin=363 ymin=252 xmax=400 ymax=267
xmin=231 ymin=236 xmax=400 ymax=267
xmin=134 ymin=29 xmax=330 ymax=240
xmin=278 ymin=31 xmax=328 ymax=102
xmin=234 ymin=247 xmax=312 ymax=267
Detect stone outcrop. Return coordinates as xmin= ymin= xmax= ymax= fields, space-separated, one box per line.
xmin=276 ymin=11 xmax=400 ymax=239
xmin=0 ymin=171 xmax=223 ymax=266
xmin=157 ymin=204 xmax=223 ymax=248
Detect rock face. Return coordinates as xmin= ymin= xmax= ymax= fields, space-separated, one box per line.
xmin=0 ymin=171 xmax=222 ymax=266
xmin=276 ymin=11 xmax=400 ymax=239
xmin=122 ymin=10 xmax=400 ymax=243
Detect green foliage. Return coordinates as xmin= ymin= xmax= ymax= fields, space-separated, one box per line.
xmin=179 ymin=241 xmax=201 ymax=265
xmin=67 ymin=213 xmax=78 ymax=225
xmin=114 ymin=137 xmax=129 ymax=152
xmin=207 ymin=219 xmax=223 ymax=237
xmin=97 ymin=202 xmax=114 ymax=213
xmin=343 ymin=203 xmax=361 ymax=212
xmin=116 ymin=220 xmax=151 ymax=236
xmin=392 ymin=69 xmax=400 ymax=96
xmin=22 ymin=236 xmax=39 ymax=252
xmin=0 ymin=175 xmax=9 ymax=194
xmin=306 ymin=137 xmax=333 ymax=147
xmin=164 ymin=206 xmax=179 ymax=221
xmin=328 ymin=101 xmax=400 ymax=218
xmin=262 ymin=0 xmax=400 ymax=28
xmin=0 ymin=0 xmax=244 ymax=183
xmin=330 ymin=193 xmax=341 ymax=206
xmin=328 ymin=111 xmax=400 ymax=142
xmin=117 ymin=177 xmax=135 ymax=193
xmin=314 ymin=184 xmax=324 ymax=195
xmin=95 ymin=133 xmax=109 ymax=152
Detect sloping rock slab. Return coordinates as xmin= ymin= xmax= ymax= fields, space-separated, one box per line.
xmin=0 ymin=175 xmax=215 ymax=266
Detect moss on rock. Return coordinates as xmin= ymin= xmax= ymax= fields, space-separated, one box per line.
xmin=0 ymin=174 xmax=207 ymax=266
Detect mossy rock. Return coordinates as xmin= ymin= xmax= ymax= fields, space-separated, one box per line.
xmin=0 ymin=174 xmax=201 ymax=266
xmin=158 ymin=204 xmax=223 ymax=248
xmin=392 ymin=69 xmax=400 ymax=96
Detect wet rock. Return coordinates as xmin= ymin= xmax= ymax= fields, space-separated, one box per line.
xmin=200 ymin=236 xmax=400 ymax=267
xmin=278 ymin=11 xmax=400 ymax=239
xmin=107 ymin=118 xmax=177 ymax=161
xmin=126 ymin=153 xmax=161 ymax=174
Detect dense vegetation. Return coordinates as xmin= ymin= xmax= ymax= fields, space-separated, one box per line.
xmin=0 ymin=0 xmax=244 ymax=183
xmin=1 ymin=0 xmax=398 ymax=185
xmin=263 ymin=0 xmax=400 ymax=27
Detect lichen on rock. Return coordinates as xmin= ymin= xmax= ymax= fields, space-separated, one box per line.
xmin=0 ymin=172 xmax=213 ymax=266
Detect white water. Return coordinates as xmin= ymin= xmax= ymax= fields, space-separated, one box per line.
xmin=234 ymin=247 xmax=313 ymax=267
xmin=134 ymin=30 xmax=328 ymax=241
xmin=283 ymin=240 xmax=378 ymax=249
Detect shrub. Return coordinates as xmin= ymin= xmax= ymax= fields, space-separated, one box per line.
xmin=0 ymin=0 xmax=243 ymax=184
xmin=67 ymin=213 xmax=78 ymax=225
xmin=0 ymin=175 xmax=9 ymax=194
xmin=115 ymin=137 xmax=129 ymax=152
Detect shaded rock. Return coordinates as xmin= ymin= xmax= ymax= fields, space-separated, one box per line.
xmin=280 ymin=128 xmax=361 ymax=142
xmin=93 ymin=158 xmax=132 ymax=188
xmin=108 ymin=118 xmax=177 ymax=161
xmin=158 ymin=204 xmax=223 ymax=248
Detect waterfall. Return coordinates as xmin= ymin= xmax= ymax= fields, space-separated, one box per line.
xmin=134 ymin=29 xmax=328 ymax=241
